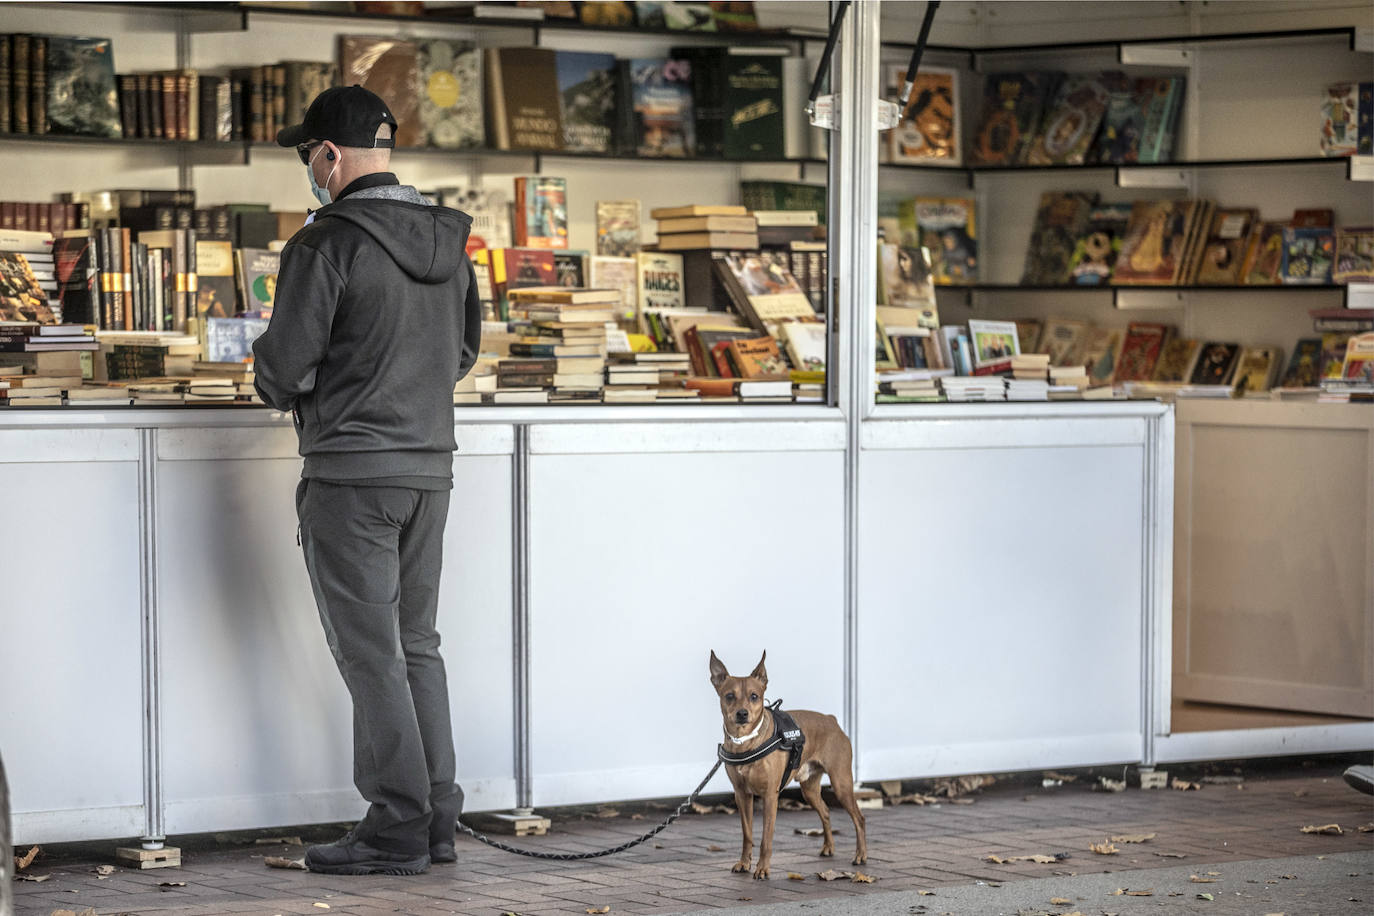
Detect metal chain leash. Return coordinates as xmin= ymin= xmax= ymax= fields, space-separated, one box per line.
xmin=454 ymin=760 xmax=723 ymax=861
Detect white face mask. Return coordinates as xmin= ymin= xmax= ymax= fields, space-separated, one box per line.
xmin=308 ymin=145 xmax=339 ymax=207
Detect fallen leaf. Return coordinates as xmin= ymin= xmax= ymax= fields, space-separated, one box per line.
xmin=1197 ymin=892 xmax=1214 ymax=901
xmin=585 ymin=908 xmax=610 ymax=914
xmin=787 ymin=872 xmax=806 ymax=881
xmin=816 ymin=869 xmax=847 ymax=881
xmin=158 ymin=881 xmax=187 ymax=889
xmin=1096 ymin=777 xmax=1126 ymax=793
xmin=1205 ymin=871 xmax=1221 ymax=876
xmin=1190 ymin=875 xmax=1217 ymax=883
xmin=1051 ymin=897 xmax=1073 ymax=905
xmin=779 ymin=798 xmax=808 ymax=810
xmin=264 ymin=856 xmax=307 ymax=870
xmin=255 ymin=836 xmax=303 ymax=846
xmin=1171 ymin=778 xmax=1201 ymax=790
xmin=932 ymin=774 xmax=995 ymax=798
xmin=918 ymin=889 xmax=934 ymax=895
xmin=1109 ymin=833 xmax=1156 ymax=844
xmin=1359 ymin=824 xmax=1374 ymax=833
xmin=1043 ymin=770 xmax=1079 ymax=782
xmin=14 ymin=846 xmax=39 ymax=870
xmin=1125 ymin=889 xmax=1153 ymax=896
xmin=94 ymin=864 xmax=115 ymax=877
xmin=14 ymin=873 xmax=50 ymax=882
xmin=985 ymin=853 xmax=1059 ymax=864
xmin=596 ymin=807 xmax=619 ymax=818
xmin=1090 ymin=842 xmax=1119 ymax=855
xmin=630 ymin=813 xmax=644 ymax=820
xmin=313 ymin=905 xmax=330 ymax=910
xmin=1294 ymin=788 xmax=1309 ymax=797
xmin=707 ymin=844 xmax=724 ymax=852
xmin=1154 ymin=852 xmax=1187 ymax=858
xmin=1300 ymin=824 xmax=1343 ymax=835
xmin=852 ymin=872 xmax=876 ymax=883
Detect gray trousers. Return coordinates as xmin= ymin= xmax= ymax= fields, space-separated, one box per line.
xmin=296 ymin=479 xmax=462 ymax=855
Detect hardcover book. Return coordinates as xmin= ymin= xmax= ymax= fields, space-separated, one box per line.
xmin=1334 ymin=225 xmax=1374 ymax=283
xmin=714 ymin=251 xmax=813 ymax=332
xmin=1321 ymin=81 xmax=1359 ymax=157
xmin=1341 ymin=332 xmax=1374 ymax=383
xmin=1067 ymin=202 xmax=1133 ymax=285
xmin=1020 ymin=191 xmax=1097 ymax=285
xmin=439 ymin=184 xmax=512 ymax=254
xmin=626 ymin=58 xmax=695 ymax=157
xmin=205 ymin=316 xmax=270 ymax=363
xmin=1359 ymin=81 xmax=1373 ymax=155
xmin=514 ymin=176 xmax=568 ymax=249
xmin=967 ymin=318 xmax=1019 ymax=372
xmin=1195 ymin=208 xmax=1258 ymax=285
xmin=780 ymin=320 xmax=826 ymax=372
xmin=678 ymin=50 xmax=784 ymax=160
xmin=910 ymin=197 xmax=976 ymax=284
xmin=877 ymin=242 xmax=936 ymax=309
xmin=234 ymin=248 xmax=280 ymax=314
xmin=579 ymin=1 xmax=636 ymax=25
xmin=689 ymin=325 xmax=759 ymax=376
xmin=588 ymin=255 xmax=639 ymax=326
xmin=44 ymin=36 xmax=121 ymax=138
xmin=0 ymin=252 xmax=55 ymax=323
xmin=1319 ymin=332 xmax=1352 ymax=379
xmin=1093 ymin=75 xmax=1183 ymax=164
xmin=1279 ymin=337 xmax=1323 ymax=388
xmin=1188 ymin=341 xmax=1242 ymax=386
xmin=485 ymin=47 xmax=564 ymax=151
xmin=727 ymin=335 xmax=788 ymax=378
xmin=887 ymin=64 xmax=960 ymax=165
xmin=968 ymin=70 xmax=1060 ymax=166
xmin=1137 ymin=76 xmax=1185 ymax=164
xmin=195 ymin=239 xmax=236 ymax=320
xmin=1240 ymin=220 xmax=1286 ymax=284
xmin=1115 ymin=321 xmax=1172 ymax=382
xmin=1231 ymin=345 xmax=1281 ymax=395
xmin=556 ymin=50 xmax=616 ymax=153
xmin=553 ymin=250 xmax=586 ymax=287
xmin=1023 ymin=72 xmax=1110 ymax=166
xmin=1080 ymin=326 xmax=1125 ymax=385
xmin=740 ymin=181 xmax=826 ymax=225
xmin=339 ymin=36 xmax=421 ymax=147
xmin=1281 ymin=226 xmax=1335 ymax=284
xmin=417 ymin=40 xmax=484 ymax=149
xmin=710 ymin=1 xmax=758 ymax=31
xmin=1112 ymin=198 xmax=1206 ymax=285
xmin=636 ymin=251 xmax=686 ymax=320
xmin=1151 ymin=336 xmax=1201 ymax=383
xmin=282 ymin=61 xmax=333 ymax=130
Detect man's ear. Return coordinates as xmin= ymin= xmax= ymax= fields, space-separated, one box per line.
xmin=750 ymin=650 xmax=767 ymax=688
xmin=709 ymin=650 xmax=729 ymax=690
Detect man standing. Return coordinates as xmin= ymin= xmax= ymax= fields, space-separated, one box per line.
xmin=254 ymin=85 xmax=482 ymax=876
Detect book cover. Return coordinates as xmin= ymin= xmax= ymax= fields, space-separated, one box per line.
xmin=1232 ymin=345 xmax=1281 ymax=395
xmin=339 ymin=36 xmax=421 ymax=147
xmin=1020 ymin=191 xmax=1096 ymax=285
xmin=967 ymin=318 xmax=1019 ymax=372
xmin=52 ymin=234 xmax=99 ymax=327
xmin=1341 ymin=332 xmax=1374 ymax=383
xmin=627 ymin=58 xmax=695 ymax=157
xmin=580 ymin=1 xmax=636 ymax=25
xmin=780 ymin=320 xmax=826 ymax=372
xmin=727 ymin=335 xmax=788 ymax=378
xmin=723 ymin=55 xmax=783 ymax=160
xmin=1090 ymin=72 xmax=1149 ymax=164
xmin=1279 ymin=337 xmax=1323 ymax=388
xmin=1115 ymin=321 xmax=1172 ymax=382
xmin=968 ymin=70 xmax=1060 ymax=166
xmin=1319 ymin=332 xmax=1352 ymax=379
xmin=195 ymin=239 xmax=235 ymax=320
xmin=1016 ymin=319 xmax=1042 ymax=357
xmin=1334 ymin=226 xmax=1374 ymax=283
xmin=1112 ymin=198 xmax=1201 ymax=285
xmin=1320 ymin=81 xmax=1359 ymax=157
xmin=1138 ymin=75 xmax=1185 ymax=163
xmin=1188 ymin=341 xmax=1241 ymax=386
xmin=205 ymin=316 xmax=270 ymax=363
xmin=636 ymin=251 xmax=685 ymax=320
xmin=1195 ymin=208 xmax=1258 ymax=285
xmin=44 ymin=36 xmax=121 ymax=138
xmin=596 ymin=200 xmax=642 ymax=258
xmin=494 ymin=247 xmax=558 ymax=304
xmin=514 ymin=176 xmax=568 ymax=249
xmin=911 ymin=197 xmax=976 ymax=284
xmin=485 ymin=46 xmax=563 ymax=151
xmin=710 ymin=1 xmax=758 ymax=31
xmin=553 ymin=250 xmax=586 ymax=287
xmin=0 ymin=252 xmax=55 ymax=323
xmin=439 ymin=184 xmax=512 ymax=254
xmin=1067 ymin=202 xmax=1132 ymax=285
xmin=887 ymin=64 xmax=960 ymax=165
xmin=1023 ymin=73 xmax=1110 ymax=166
xmin=1281 ymin=226 xmax=1335 ymax=284
xmin=715 ymin=251 xmax=812 ymax=332
xmin=1080 ymin=326 xmax=1125 ymax=385
xmin=1359 ymin=81 xmax=1372 ymax=155
xmin=282 ymin=61 xmax=333 ymax=131
xmin=661 ymin=2 xmax=716 ymax=30
xmin=556 ymin=50 xmax=617 ymax=153
xmin=1240 ymin=220 xmax=1286 ymax=284
xmin=690 ymin=325 xmax=758 ymax=375
xmin=1151 ymin=336 xmax=1201 ymax=383
xmin=589 ymin=255 xmax=638 ymax=326
xmin=417 ymin=40 xmax=484 ymax=149
xmin=233 ymin=248 xmax=279 ymax=314
xmin=877 ymin=242 xmax=936 ymax=308
xmin=740 ymin=180 xmax=826 ymax=225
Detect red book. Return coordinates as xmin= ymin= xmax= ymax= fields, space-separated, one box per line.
xmin=1115 ymin=321 xmax=1173 ymax=382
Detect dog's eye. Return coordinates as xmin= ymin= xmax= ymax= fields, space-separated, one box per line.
xmin=724 ymin=692 xmax=735 ymax=702
xmin=750 ymin=693 xmax=759 ymax=702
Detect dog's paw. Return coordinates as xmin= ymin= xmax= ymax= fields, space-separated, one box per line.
xmin=731 ymin=861 xmax=751 ymax=874
xmin=819 ymin=845 xmax=834 ymax=858
xmin=852 ymin=854 xmax=867 ymax=866
xmin=752 ymin=865 xmax=771 ymax=880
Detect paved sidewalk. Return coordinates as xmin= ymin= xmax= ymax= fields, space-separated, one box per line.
xmin=11 ymin=761 xmax=1374 ymax=915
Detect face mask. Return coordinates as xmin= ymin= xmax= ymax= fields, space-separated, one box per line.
xmin=308 ymin=146 xmax=339 ymax=207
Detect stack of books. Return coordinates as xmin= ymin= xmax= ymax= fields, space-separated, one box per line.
xmin=1048 ymin=364 xmax=1089 ymax=398
xmin=876 ymin=375 xmax=942 ymax=402
xmin=0 ymin=370 xmax=65 ymax=406
xmin=100 ymin=330 xmax=199 ymax=380
xmin=1 ymin=322 xmax=97 ymax=354
xmin=606 ymin=352 xmax=697 ymax=402
xmin=499 ymin=287 xmax=615 ymax=404
xmin=64 ymin=384 xmax=132 ymax=406
xmin=941 ymin=375 xmax=1007 ymax=402
xmin=683 ymin=377 xmax=793 ymax=403
xmin=650 ymin=205 xmax=759 ymax=252
xmin=126 ymin=380 xmax=185 ymax=406
xmin=0 ymin=229 xmax=59 ymax=320
xmin=1006 ymin=352 xmax=1050 ymax=401
xmin=185 ymin=377 xmax=237 ymax=403
xmin=453 ymin=367 xmax=498 ymax=405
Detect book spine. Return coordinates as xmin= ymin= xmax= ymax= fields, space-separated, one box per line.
xmin=175 ymin=72 xmax=189 ymax=141
xmin=28 ymin=35 xmax=45 ymax=135
xmin=119 ymin=227 xmax=133 ymax=330
xmin=0 ymin=35 xmax=10 ymax=133
xmin=271 ymin=65 xmax=285 ymax=141
xmin=181 ymin=227 xmax=195 ymax=331
xmin=118 ymin=74 xmax=138 ymax=138
xmin=148 ymin=73 xmax=164 ymax=139
xmin=184 ymin=69 xmax=198 ymax=142
xmin=513 ymin=177 xmax=529 ymax=247
xmin=134 ymin=73 xmax=149 ymax=138
xmin=229 ymin=78 xmax=242 ymax=140
xmin=161 ymin=73 xmax=177 ymax=141
xmin=250 ymin=66 xmax=265 ymax=143
xmin=1360 ymin=81 xmax=1373 ymax=156
xmin=11 ymin=34 xmax=30 ymax=134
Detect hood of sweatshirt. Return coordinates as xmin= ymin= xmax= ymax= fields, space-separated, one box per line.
xmin=317 ymin=185 xmax=472 ymax=284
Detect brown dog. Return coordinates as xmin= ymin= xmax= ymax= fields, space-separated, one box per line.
xmin=709 ymin=650 xmax=867 ymax=879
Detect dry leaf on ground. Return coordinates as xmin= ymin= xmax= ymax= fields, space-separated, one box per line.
xmin=1171 ymin=779 xmax=1201 ymax=790
xmin=313 ymin=904 xmax=330 ymax=910
xmin=1197 ymin=892 xmax=1215 ymax=901
xmin=14 ymin=846 xmax=39 ymax=870
xmin=1190 ymin=875 xmax=1217 ymax=883
xmin=1154 ymin=852 xmax=1187 ymax=858
xmin=596 ymin=807 xmax=619 ymax=818
xmin=1090 ymin=842 xmax=1119 ymax=855
xmin=158 ymin=881 xmax=187 ymax=889
xmin=986 ymin=853 xmax=1060 ymax=864
xmin=851 ymin=872 xmax=876 ymax=883
xmin=93 ymin=865 xmax=115 ymax=877
xmin=264 ymin=856 xmax=307 ymax=870
xmin=585 ymin=907 xmax=610 ymax=914
xmin=932 ymin=775 xmax=995 ymax=798
xmin=1096 ymin=777 xmax=1127 ymax=793
xmin=1051 ymin=897 xmax=1073 ymax=905
xmin=14 ymin=873 xmax=50 ymax=883
xmin=630 ymin=813 xmax=644 ymax=820
xmin=1300 ymin=824 xmax=1343 ymax=835
xmin=1110 ymin=833 xmax=1156 ymax=843
xmin=255 ymin=836 xmax=303 ymax=846
xmin=816 ymin=869 xmax=847 ymax=881
xmin=706 ymin=844 xmax=724 ymax=852
xmin=787 ymin=872 xmax=805 ymax=881
xmin=1359 ymin=824 xmax=1374 ymax=833
xmin=1124 ymin=889 xmax=1153 ymax=896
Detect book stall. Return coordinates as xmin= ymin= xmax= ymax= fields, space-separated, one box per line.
xmin=0 ymin=0 xmax=1369 ymax=850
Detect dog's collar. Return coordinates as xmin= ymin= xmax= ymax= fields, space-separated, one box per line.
xmin=724 ymin=713 xmax=769 ymax=745
xmin=718 ymin=702 xmax=807 ymax=793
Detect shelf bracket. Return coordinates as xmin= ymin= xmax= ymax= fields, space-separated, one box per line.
xmin=1119 ymin=44 xmax=1192 ymax=67
xmin=1116 ymin=167 xmax=1190 ymax=189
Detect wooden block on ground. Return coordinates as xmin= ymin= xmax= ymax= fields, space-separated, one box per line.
xmin=115 ymin=846 xmax=182 ymax=869
xmin=1138 ymin=769 xmax=1169 ymax=790
xmin=467 ymin=813 xmax=551 ymax=837
xmin=853 ymin=789 xmax=884 ymax=810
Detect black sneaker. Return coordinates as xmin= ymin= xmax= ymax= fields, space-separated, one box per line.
xmin=304 ymin=836 xmax=430 ymax=876
xmin=430 ymin=839 xmax=457 ymax=864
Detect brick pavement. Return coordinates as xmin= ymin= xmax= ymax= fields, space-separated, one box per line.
xmin=11 ymin=761 xmax=1374 ymax=915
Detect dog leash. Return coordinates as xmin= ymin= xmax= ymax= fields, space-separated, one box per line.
xmin=454 ymin=759 xmax=723 ymax=860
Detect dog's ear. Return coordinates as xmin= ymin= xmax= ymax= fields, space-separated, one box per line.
xmin=750 ymin=651 xmax=768 ymax=687
xmin=709 ymin=650 xmax=729 ymax=690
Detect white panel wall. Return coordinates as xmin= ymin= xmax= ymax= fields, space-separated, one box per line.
xmin=0 ymin=429 xmax=145 ymax=843
xmin=525 ymin=422 xmax=847 ymax=806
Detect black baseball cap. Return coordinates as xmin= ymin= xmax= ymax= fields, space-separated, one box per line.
xmin=277 ymin=84 xmax=398 ymax=149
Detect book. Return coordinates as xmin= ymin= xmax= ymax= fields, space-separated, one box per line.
xmin=636 ymin=251 xmax=685 ymax=324
xmin=579 ymin=0 xmax=636 ymax=25
xmin=1281 ymin=226 xmax=1335 ymax=284
xmin=282 ymin=61 xmax=333 ymax=132
xmin=507 ymin=286 xmax=619 ymax=305
xmin=726 ymin=335 xmax=788 ymax=378
xmin=967 ymin=318 xmax=1019 ymax=373
xmin=588 ymin=255 xmax=638 ymax=325
xmin=1231 ymin=345 xmax=1282 ymax=396
xmin=44 ymin=36 xmax=121 ymax=138
xmin=485 ymin=47 xmax=563 ymax=151
xmin=887 ymin=64 xmax=959 ymax=165
xmin=339 ymin=35 xmax=421 ymax=147
xmin=1341 ymin=332 xmax=1374 ymax=383
xmin=1080 ymin=326 xmax=1126 ymax=385
xmin=1138 ymin=75 xmax=1185 ymax=164
xmin=417 ymin=40 xmax=484 ymax=149
xmin=713 ymin=251 xmax=813 ymax=331
xmin=709 ymin=1 xmax=758 ymax=30
xmin=687 ymin=325 xmax=759 ymax=376
xmin=596 ymin=200 xmax=641 ymax=258
xmin=204 ymin=316 xmax=270 ymax=363
xmin=779 ymin=320 xmax=825 ymax=372
xmin=910 ymin=197 xmax=976 ymax=284
xmin=514 ymin=177 xmax=568 ymax=249
xmin=1194 ymin=208 xmax=1258 ymax=284
xmin=1020 ymin=191 xmax=1096 ymax=285
xmin=1112 ymin=198 xmax=1208 ymax=285
xmin=1240 ymin=220 xmax=1286 ymax=284
xmin=1151 ymin=336 xmax=1201 ymax=383
xmin=650 ymin=204 xmax=748 ymax=220
xmin=1321 ymin=81 xmax=1360 ymax=157
xmin=877 ymin=243 xmax=936 ymax=309
xmin=1067 ymin=202 xmax=1133 ymax=285
xmin=1334 ymin=226 xmax=1374 ymax=283
xmin=657 ymin=215 xmax=757 ymax=234
xmin=675 ymin=48 xmax=783 ymax=160
xmin=968 ymin=70 xmax=1060 ymax=166
xmin=740 ymin=181 xmax=826 ymax=225
xmin=1319 ymin=332 xmax=1352 ymax=378
xmin=233 ymin=248 xmax=280 ymax=314
xmin=556 ymin=50 xmax=617 ymax=154
xmin=553 ymin=250 xmax=585 ymax=287
xmin=1115 ymin=321 xmax=1172 ymax=382
xmin=1360 ymin=81 xmax=1373 ymax=155
xmin=439 ymin=184 xmax=512 ymax=254
xmin=51 ymin=234 xmax=99 ymax=327
xmin=1023 ymin=73 xmax=1110 ymax=166
xmin=490 ymin=247 xmax=557 ymax=317
xmin=1015 ymin=319 xmax=1042 ymax=358
xmin=1279 ymin=337 xmax=1323 ymax=388
xmin=1188 ymin=341 xmax=1242 ymax=386
xmin=625 ymin=58 xmax=695 ymax=157
xmin=654 ymin=231 xmax=759 ymax=251
xmin=0 ymin=252 xmax=55 ymax=323
xmin=1092 ymin=75 xmax=1184 ymax=164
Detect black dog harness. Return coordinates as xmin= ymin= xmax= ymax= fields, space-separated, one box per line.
xmin=717 ymin=700 xmax=806 ymax=793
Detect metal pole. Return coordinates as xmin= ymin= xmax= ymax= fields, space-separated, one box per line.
xmin=138 ymin=429 xmax=165 ymax=847
xmin=511 ymin=425 xmax=532 ymax=812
